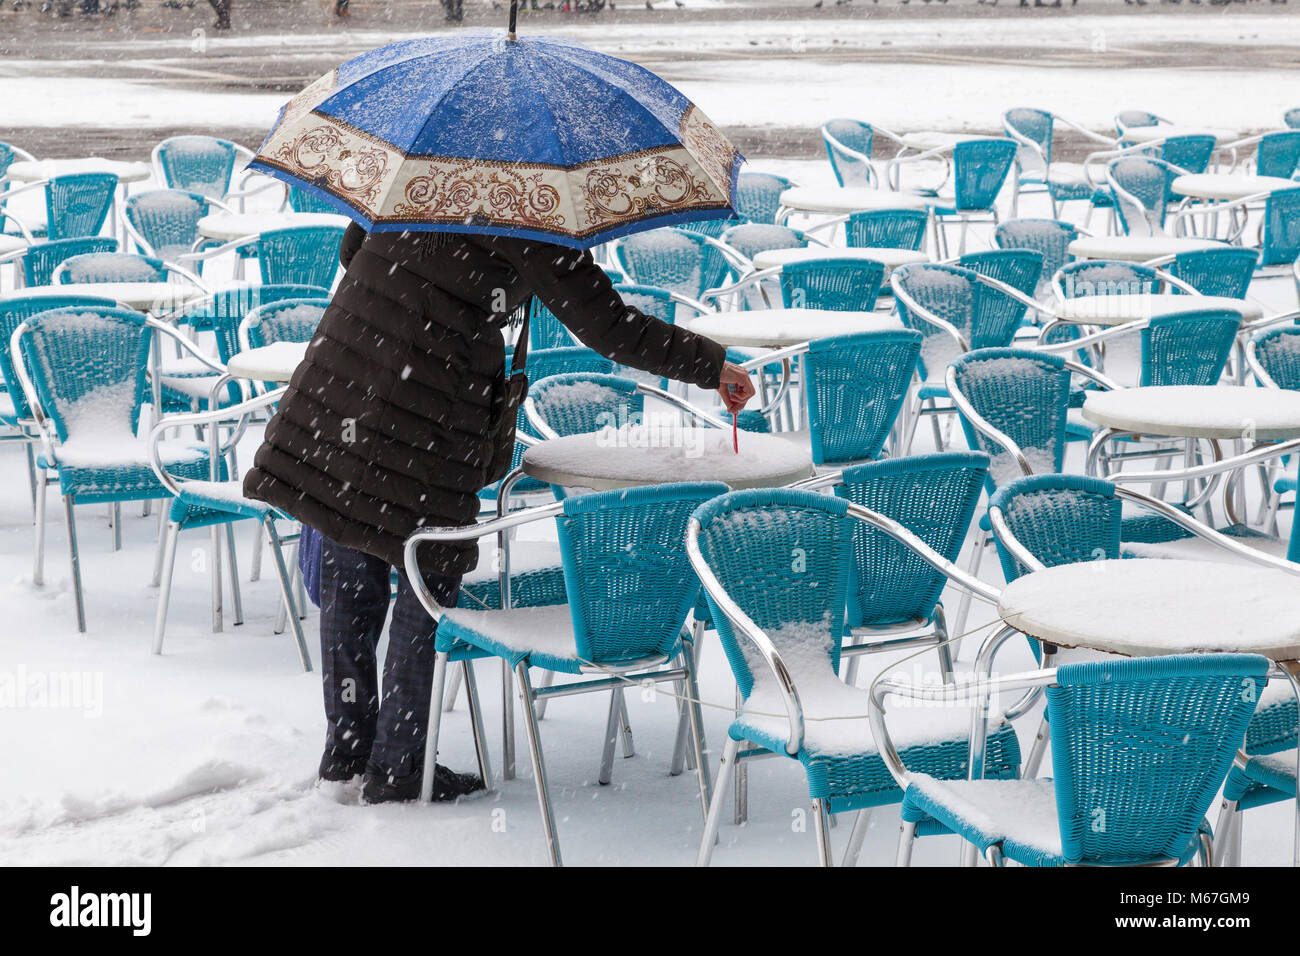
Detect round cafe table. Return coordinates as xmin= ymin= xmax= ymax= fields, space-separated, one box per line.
xmin=1053 ymin=292 xmax=1265 ymax=326
xmin=777 ymin=186 xmax=930 ymax=219
xmin=1066 ymin=235 xmax=1226 ymax=262
xmin=998 ymin=557 xmax=1300 ymax=864
xmin=1119 ymin=125 xmax=1237 ymax=146
xmin=897 ymin=131 xmax=983 ymax=151
xmin=684 ymin=308 xmax=902 ymax=349
xmin=1173 ymin=174 xmax=1298 ymax=203
xmin=225 ymin=341 xmax=309 ymax=384
xmin=197 ymin=211 xmax=352 ymax=242
xmin=751 ymin=245 xmax=930 ymax=272
xmin=5 ymin=157 xmax=152 ymax=185
xmin=522 ymin=425 xmax=813 ymax=491
xmin=1082 ymin=385 xmax=1300 ymax=441
xmin=0 ymin=281 xmax=211 ymax=313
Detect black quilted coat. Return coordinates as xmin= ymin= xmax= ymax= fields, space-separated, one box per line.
xmin=243 ymin=223 xmax=726 ymax=575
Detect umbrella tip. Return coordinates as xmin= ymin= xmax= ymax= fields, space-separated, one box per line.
xmin=507 ymin=0 xmax=518 ymax=40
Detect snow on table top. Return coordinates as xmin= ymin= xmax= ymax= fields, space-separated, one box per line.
xmin=0 ymin=282 xmax=202 ymax=312
xmin=226 ymin=342 xmax=308 ymax=383
xmin=1066 ymin=236 xmax=1227 ymax=261
xmin=522 ymin=425 xmax=812 ymax=491
xmin=778 ymin=186 xmax=930 ymax=214
xmin=998 ymin=559 xmax=1300 ymax=661
xmin=1120 ymin=125 xmax=1238 ymax=145
xmin=5 ymin=158 xmax=151 ymax=183
xmin=684 ymin=309 xmax=902 ymax=348
xmin=1053 ymin=293 xmax=1264 ymax=326
xmin=1172 ymin=174 xmax=1300 ymax=202
xmin=196 ymin=212 xmax=351 ymax=241
xmin=1082 ymin=385 xmax=1300 ymax=440
xmin=898 ymin=131 xmax=985 ymax=151
xmin=751 ymin=246 xmax=930 ymax=271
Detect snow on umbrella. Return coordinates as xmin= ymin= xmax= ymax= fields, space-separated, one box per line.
xmin=246 ymin=12 xmax=743 ymax=249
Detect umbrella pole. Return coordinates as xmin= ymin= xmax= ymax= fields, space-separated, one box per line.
xmin=508 ymin=0 xmax=518 ymax=40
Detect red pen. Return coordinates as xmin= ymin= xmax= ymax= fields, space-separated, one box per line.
xmin=728 ymin=384 xmax=739 ymax=454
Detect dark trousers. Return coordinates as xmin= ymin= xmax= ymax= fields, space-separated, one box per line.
xmin=318 ymin=536 xmax=461 ymax=781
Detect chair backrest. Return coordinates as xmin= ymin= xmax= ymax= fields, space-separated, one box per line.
xmin=1108 ymin=156 xmax=1178 ymax=236
xmin=1167 ymin=247 xmax=1258 ymax=299
xmin=676 ymin=218 xmax=742 ymax=240
xmin=1285 ymin=108 xmax=1300 ymax=131
xmin=612 ymin=284 xmax=678 ymax=386
xmin=691 ymin=488 xmax=856 ymax=698
xmin=1058 ymin=259 xmax=1159 ymax=297
xmin=501 ymin=346 xmax=617 ymax=476
xmin=45 ymin=173 xmax=118 ymax=241
xmin=179 ymin=283 xmax=330 ymax=362
xmin=558 ymin=482 xmax=728 ymax=665
xmin=1261 ymin=186 xmax=1300 ymax=266
xmin=1255 ymin=130 xmax=1300 ymax=180
xmin=994 ymin=218 xmax=1079 ymax=291
xmin=1251 ymin=325 xmax=1300 ymax=391
xmin=528 ymin=372 xmax=643 ymax=437
xmin=527 ymin=297 xmax=577 ymax=351
xmin=719 ymin=223 xmax=807 ymax=262
xmin=844 ymin=209 xmax=929 ymax=251
xmin=613 ymin=227 xmax=732 ymax=299
xmin=802 ymin=329 xmax=921 ymax=466
xmin=956 ymin=249 xmax=1044 ymax=301
xmin=0 ymin=295 xmax=116 ymax=420
xmin=57 ymin=252 xmax=167 ymax=285
xmin=257 ymin=225 xmax=346 ymax=288
xmin=949 ymin=347 xmax=1070 ymax=488
xmin=822 ymin=119 xmax=874 ymax=187
xmin=1140 ymin=309 xmax=1240 ymax=387
xmin=287 ymin=185 xmax=338 ymax=214
xmin=1158 ymin=134 xmax=1216 ymax=179
xmin=835 ymin=452 xmax=989 ymax=627
xmin=1047 ymin=654 xmax=1268 ymax=865
xmin=124 ymin=190 xmax=211 ymax=262
xmin=155 ymin=136 xmax=238 ymax=198
xmin=893 ymin=263 xmax=1027 ymax=378
xmin=1115 ymin=110 xmax=1164 ymax=136
xmin=950 ymin=138 xmax=1018 ymax=212
xmin=21 ymin=237 xmax=118 ymax=287
xmin=780 ymin=257 xmax=885 ymax=311
xmin=243 ymin=297 xmax=329 ymax=349
xmin=16 ymin=306 xmax=151 ymax=443
xmin=988 ymin=473 xmax=1121 ymax=582
xmin=1003 ymin=107 xmax=1053 ymax=176
xmin=736 ymin=172 xmax=795 ymax=224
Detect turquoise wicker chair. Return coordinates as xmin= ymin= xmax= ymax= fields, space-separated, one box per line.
xmin=718 ymin=223 xmax=808 ymax=262
xmin=526 ymin=297 xmax=577 ymax=351
xmin=1260 ymin=186 xmax=1300 ymax=268
xmin=612 ymin=226 xmax=733 ymax=300
xmin=956 ymin=248 xmax=1044 ymax=303
xmin=123 ymin=190 xmax=217 ymax=264
xmin=801 ymin=329 xmax=921 ymax=466
xmin=1166 ymin=247 xmax=1259 ymax=299
xmin=524 ymin=372 xmax=643 ymax=441
xmin=255 ymin=225 xmax=345 ymax=288
xmin=1253 ymin=130 xmax=1300 ymax=180
xmin=677 ymin=217 xmax=742 ymax=239
xmin=152 ymin=135 xmax=241 ymax=199
xmin=845 ymin=209 xmax=929 ymax=251
xmin=409 ymin=482 xmax=727 ymax=866
xmin=780 ymin=257 xmax=885 ymax=311
xmin=822 ymin=119 xmax=878 ymax=187
xmin=1216 ymin=749 xmax=1298 ymax=866
xmin=995 ymin=218 xmax=1080 ymax=296
xmin=1115 ymin=110 xmax=1171 ymax=138
xmin=54 ymin=252 xmax=168 ymax=284
xmin=287 ymin=184 xmax=338 ymax=214
xmin=1054 ymin=258 xmax=1160 ymax=299
xmin=239 ymin=297 xmax=328 ymax=350
xmin=15 ymin=237 xmax=117 ymax=286
xmin=736 ymin=171 xmax=795 ymax=224
xmin=11 ymin=306 xmax=224 ymax=631
xmin=930 ymin=138 xmax=1018 ymax=256
xmin=1108 ymin=156 xmax=1181 ymax=236
xmin=44 ymin=172 xmax=118 ymax=240
xmin=1158 ymin=134 xmax=1216 ymax=190
xmin=689 ymin=488 xmax=1021 ymax=866
xmin=1139 ymin=309 xmax=1240 ymax=387
xmin=1286 ymin=108 xmax=1300 ymax=131
xmin=892 ymin=654 xmax=1268 ymax=866
xmin=1002 ymin=108 xmax=1114 ymax=217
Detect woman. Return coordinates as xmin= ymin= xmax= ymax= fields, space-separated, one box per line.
xmin=244 ymin=222 xmax=754 ymax=804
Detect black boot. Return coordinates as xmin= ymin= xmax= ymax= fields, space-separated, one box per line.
xmin=319 ymin=750 xmax=369 ymax=782
xmin=361 ymin=764 xmax=485 ymax=804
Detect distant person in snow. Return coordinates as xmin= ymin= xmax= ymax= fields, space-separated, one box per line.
xmin=335 ymin=0 xmax=350 ymax=16
xmin=207 ymin=0 xmax=230 ymax=29
xmin=244 ymin=225 xmax=754 ymax=805
xmin=442 ymin=0 xmax=464 ymax=21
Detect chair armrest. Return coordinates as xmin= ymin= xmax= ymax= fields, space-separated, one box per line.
xmin=176 ymin=234 xmax=261 ymax=263
xmin=635 ymin=382 xmax=731 ymax=429
xmin=945 ymin=363 xmax=1034 ymax=479
xmin=7 ymin=321 xmax=58 ymax=465
xmin=146 ymin=384 xmax=285 ymax=496
xmin=890 ymin=272 xmax=972 ymax=354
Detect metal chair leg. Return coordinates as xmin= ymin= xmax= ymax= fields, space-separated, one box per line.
xmin=1024 ymin=713 xmax=1051 ymax=777
xmin=1199 ymin=830 xmax=1214 ymax=868
xmin=248 ymin=521 xmax=263 ymax=582
xmin=733 ymin=686 xmax=749 ymax=825
xmin=420 ymin=651 xmax=450 ymax=802
xmin=33 ymin=468 xmax=47 ymax=586
xmin=984 ymin=844 xmax=1005 ymax=867
xmin=515 ymin=661 xmax=562 ymax=867
xmin=209 ymin=524 xmax=223 ymax=633
xmin=111 ymin=501 xmax=122 ymax=552
xmin=502 ymin=659 xmax=516 ymax=780
xmin=951 ymin=528 xmax=988 ymax=644
xmin=616 ymin=687 xmax=634 ymax=758
xmin=598 ymin=687 xmax=621 ymax=786
xmin=64 ymin=496 xmax=86 ymax=632
xmin=149 ymin=506 xmax=168 ymax=588
xmin=152 ymin=521 xmax=181 ymax=655
xmin=843 ymin=808 xmax=872 ymax=867
xmin=680 ymin=639 xmax=713 ymax=821
xmin=442 ymin=661 xmax=463 ymax=713
xmin=224 ymin=522 xmax=244 ymax=626
xmin=264 ymin=518 xmax=312 ymax=672
xmin=697 ymin=736 xmax=739 ymax=867
xmin=23 ymin=442 xmax=37 ymax=519
xmin=534 ymin=668 xmax=555 ymax=719
xmin=461 ymin=660 xmax=494 ymax=789
xmin=896 ymin=819 xmax=918 ymax=867
xmin=1213 ymin=798 xmax=1240 ymax=867
xmin=812 ymin=799 xmax=833 ymax=867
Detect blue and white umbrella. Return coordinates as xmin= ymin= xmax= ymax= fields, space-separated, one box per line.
xmin=248 ymin=13 xmax=743 ymax=249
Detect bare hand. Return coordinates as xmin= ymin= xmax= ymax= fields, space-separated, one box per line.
xmin=717 ymin=362 xmax=756 ymax=416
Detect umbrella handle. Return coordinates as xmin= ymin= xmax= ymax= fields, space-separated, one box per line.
xmin=508 ymin=0 xmax=518 ymax=40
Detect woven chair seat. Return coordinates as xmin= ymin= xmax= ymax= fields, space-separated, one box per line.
xmin=41 ymin=438 xmax=212 ymax=503
xmin=168 ymin=479 xmax=273 ymax=530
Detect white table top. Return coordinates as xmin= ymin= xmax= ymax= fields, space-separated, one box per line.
xmin=685 ymin=309 xmax=903 ymax=349
xmin=1053 ymin=293 xmax=1264 ymax=326
xmin=522 ymin=425 xmax=813 ymax=491
xmin=999 ymin=559 xmax=1300 ymax=661
xmin=1083 ymin=385 xmax=1300 ymax=440
xmin=1120 ymin=125 xmax=1237 ymax=146
xmin=226 ymin=342 xmax=308 ymax=383
xmin=6 ymin=158 xmax=151 ymax=184
xmin=751 ymin=246 xmax=930 ymax=271
xmin=1066 ymin=235 xmax=1227 ymax=262
xmin=778 ymin=186 xmax=930 ymax=214
xmin=197 ymin=211 xmax=352 ymax=242
xmin=1172 ymin=173 xmax=1298 ymax=202
xmin=898 ymin=131 xmax=984 ymax=151
xmin=0 ymin=281 xmax=209 ymax=312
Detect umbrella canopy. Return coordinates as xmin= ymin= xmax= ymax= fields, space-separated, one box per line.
xmin=248 ymin=30 xmax=744 ymax=249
